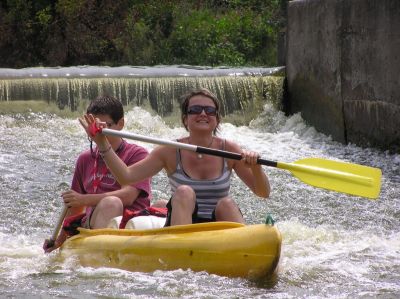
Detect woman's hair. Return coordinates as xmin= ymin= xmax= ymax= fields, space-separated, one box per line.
xmin=180 ymin=88 xmax=221 ymax=134
xmin=87 ymin=95 xmax=124 ymax=124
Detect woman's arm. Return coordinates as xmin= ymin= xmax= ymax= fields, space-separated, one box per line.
xmin=99 ymin=147 xmax=164 ymax=186
xmin=79 ymin=114 xmax=165 ymax=186
xmin=228 ymin=141 xmax=270 ymax=198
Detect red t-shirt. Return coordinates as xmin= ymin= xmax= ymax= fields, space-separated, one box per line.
xmin=71 ymin=139 xmax=151 ymax=220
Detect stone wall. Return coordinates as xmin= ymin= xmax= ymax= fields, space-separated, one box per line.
xmin=285 ymin=0 xmax=400 ymax=150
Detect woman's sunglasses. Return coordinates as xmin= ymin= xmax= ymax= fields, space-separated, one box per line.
xmin=187 ymin=105 xmax=217 ymax=116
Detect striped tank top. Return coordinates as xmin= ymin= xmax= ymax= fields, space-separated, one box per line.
xmin=168 ymin=142 xmax=232 ymax=219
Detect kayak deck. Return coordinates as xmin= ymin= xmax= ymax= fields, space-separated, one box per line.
xmin=60 ymin=221 xmax=281 ymax=279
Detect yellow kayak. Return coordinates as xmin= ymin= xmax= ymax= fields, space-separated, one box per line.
xmin=60 ymin=221 xmax=282 ymax=279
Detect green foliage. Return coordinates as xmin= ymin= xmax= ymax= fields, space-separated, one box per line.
xmin=0 ymin=0 xmax=284 ymax=67
xmin=168 ymin=9 xmax=277 ymax=66
xmin=36 ymin=6 xmax=52 ymax=26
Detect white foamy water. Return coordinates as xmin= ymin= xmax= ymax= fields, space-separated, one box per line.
xmin=0 ymin=105 xmax=399 ymax=298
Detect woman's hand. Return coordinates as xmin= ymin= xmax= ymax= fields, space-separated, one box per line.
xmin=240 ymin=149 xmax=270 ymax=197
xmin=78 ymin=114 xmax=108 ymax=146
xmin=241 ymin=150 xmax=261 ymax=169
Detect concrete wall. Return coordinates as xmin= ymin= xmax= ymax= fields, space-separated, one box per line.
xmin=286 ymin=0 xmax=400 ymax=151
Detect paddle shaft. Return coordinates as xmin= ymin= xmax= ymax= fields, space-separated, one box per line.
xmin=100 ymin=128 xmax=381 ymax=198
xmin=47 ymin=205 xmax=68 ymax=247
xmin=102 ymin=128 xmax=278 ymax=167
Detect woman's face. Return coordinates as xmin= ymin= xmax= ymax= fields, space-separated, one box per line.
xmin=184 ymin=95 xmax=219 ymax=134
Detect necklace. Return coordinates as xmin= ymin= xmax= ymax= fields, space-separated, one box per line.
xmin=189 ymin=137 xmax=214 ymax=159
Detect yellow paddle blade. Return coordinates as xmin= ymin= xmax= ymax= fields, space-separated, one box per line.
xmin=277 ymin=158 xmax=382 ymax=199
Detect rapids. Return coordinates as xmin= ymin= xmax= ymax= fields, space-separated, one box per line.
xmin=0 ymin=94 xmax=399 ymax=298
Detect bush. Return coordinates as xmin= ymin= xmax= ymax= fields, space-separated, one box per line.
xmin=0 ymin=0 xmax=283 ymax=67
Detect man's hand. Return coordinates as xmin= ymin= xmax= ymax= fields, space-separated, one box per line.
xmin=43 ymin=233 xmax=66 ymax=253
xmin=62 ymin=190 xmax=85 ymax=208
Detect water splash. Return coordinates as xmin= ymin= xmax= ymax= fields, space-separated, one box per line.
xmin=0 ymin=102 xmax=399 ymax=298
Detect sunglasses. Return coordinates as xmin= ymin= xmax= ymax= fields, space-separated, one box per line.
xmin=187 ymin=105 xmax=217 ymax=116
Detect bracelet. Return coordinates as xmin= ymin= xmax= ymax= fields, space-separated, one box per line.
xmin=99 ymin=145 xmax=112 ymax=156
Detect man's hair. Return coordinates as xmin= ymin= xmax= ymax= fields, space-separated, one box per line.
xmin=87 ymin=95 xmax=124 ymax=124
xmin=180 ymin=88 xmax=221 ymax=134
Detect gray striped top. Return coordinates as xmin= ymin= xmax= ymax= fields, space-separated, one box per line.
xmin=168 ymin=147 xmax=232 ymax=219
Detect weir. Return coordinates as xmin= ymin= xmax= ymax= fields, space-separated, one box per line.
xmin=0 ymin=66 xmax=284 ymax=117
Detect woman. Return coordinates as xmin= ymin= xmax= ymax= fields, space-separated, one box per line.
xmin=80 ymin=88 xmax=270 ymax=226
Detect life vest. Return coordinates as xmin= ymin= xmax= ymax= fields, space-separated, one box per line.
xmin=62 ymin=206 xmax=168 ymax=235
xmin=62 ymin=213 xmax=86 ymax=236
xmin=120 ymin=206 xmax=167 ymax=229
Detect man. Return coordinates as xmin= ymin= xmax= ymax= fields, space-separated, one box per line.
xmin=43 ymin=95 xmax=151 ymax=252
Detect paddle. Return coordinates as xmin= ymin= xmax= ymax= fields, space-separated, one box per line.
xmin=46 ymin=205 xmax=68 ymax=248
xmin=100 ymin=128 xmax=382 ymax=199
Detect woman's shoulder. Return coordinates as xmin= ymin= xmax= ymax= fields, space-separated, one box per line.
xmin=217 ymin=137 xmax=241 ymax=152
xmin=150 ymin=144 xmax=177 ymax=174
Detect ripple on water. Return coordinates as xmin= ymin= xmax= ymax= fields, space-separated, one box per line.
xmin=0 ymin=108 xmax=399 ymax=298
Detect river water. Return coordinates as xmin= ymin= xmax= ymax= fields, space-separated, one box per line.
xmin=0 ymin=95 xmax=399 ymax=297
